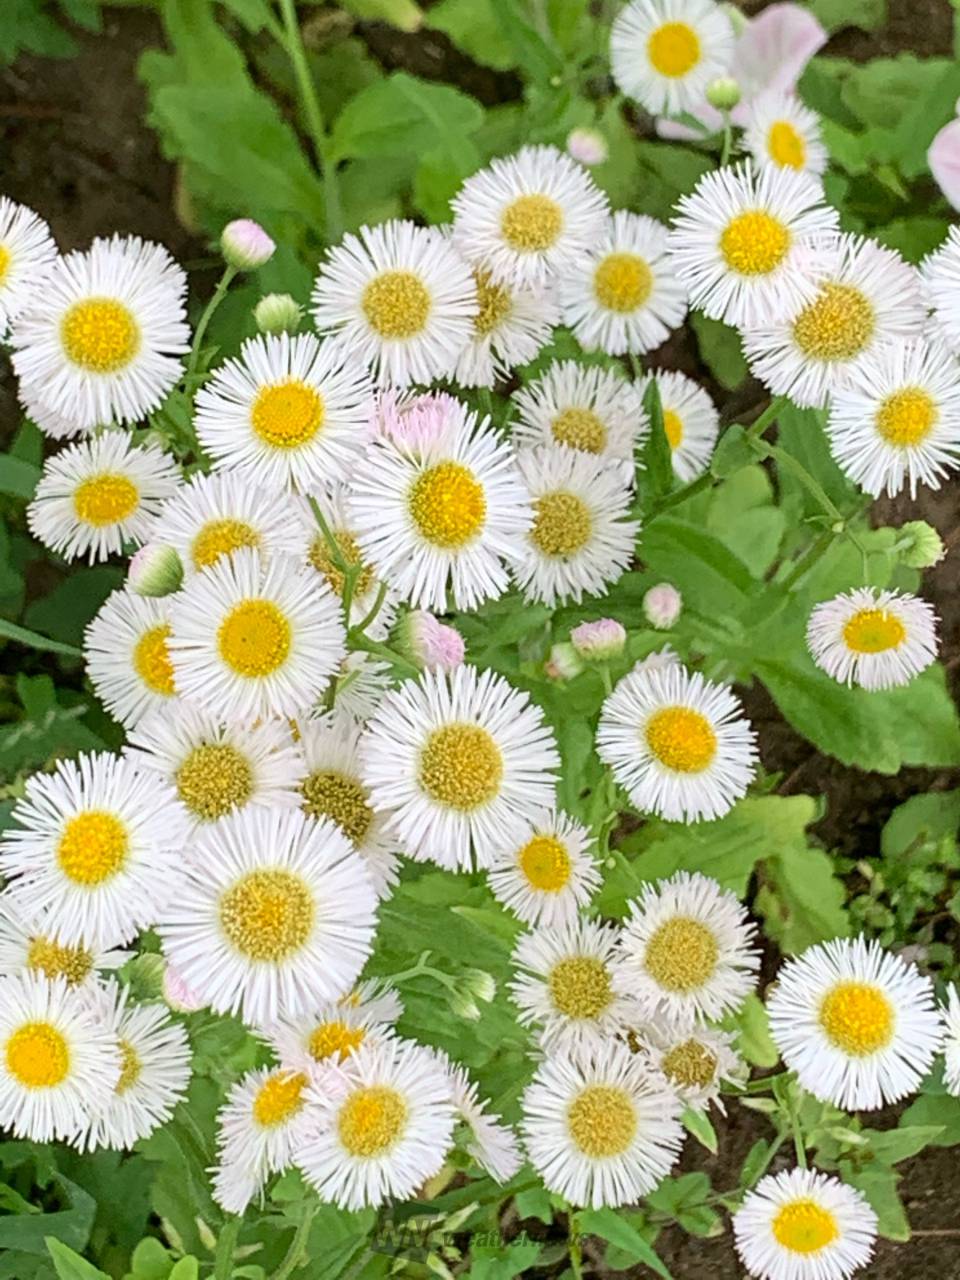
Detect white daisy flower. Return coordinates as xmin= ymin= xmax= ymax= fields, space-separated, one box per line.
xmin=332 ymin=652 xmax=393 ymax=722
xmin=825 ymin=339 xmax=960 ymax=498
xmin=734 ymin=1167 xmax=877 ymax=1280
xmin=124 ymin=703 xmax=305 ymax=830
xmin=73 ymin=977 xmax=191 ymax=1152
xmin=300 ymin=485 xmax=398 ymax=640
xmin=438 ymin=1052 xmax=523 ymax=1183
xmin=597 ymin=662 xmax=758 ymax=823
xmin=451 ymin=145 xmax=609 ymax=290
xmin=561 ymin=211 xmax=688 ymax=356
xmin=942 ymin=984 xmax=960 ymax=1097
xmin=195 ymin=334 xmax=372 ymax=492
xmin=11 ymin=234 xmax=189 ymax=431
xmin=806 ymin=587 xmax=938 ymax=692
xmin=295 ymin=1038 xmax=456 ymax=1211
xmin=767 ymin=936 xmax=943 ymax=1111
xmin=0 ymin=900 xmax=129 ymax=987
xmin=742 ymin=234 xmax=927 ymax=409
xmin=359 ymin=664 xmax=559 ymax=872
xmin=21 ymin=388 xmax=95 ymax=441
xmin=312 ymin=219 xmax=476 ymax=387
xmin=922 ymin=225 xmax=960 ymax=355
xmin=211 ymin=1064 xmax=317 ymax=1214
xmin=340 ymin=977 xmax=404 ymax=1027
xmin=743 ymin=91 xmax=829 ymax=177
xmin=348 ymin=398 xmax=529 ymax=613
xmin=610 ymin=0 xmax=735 ymax=118
xmin=0 ymin=197 xmax=57 ymax=334
xmin=639 ymin=1022 xmax=744 ymax=1111
xmin=509 ymin=446 xmax=638 ymax=606
xmin=168 ymin=548 xmax=346 ymax=722
xmin=0 ymin=972 xmax=120 ymax=1142
xmin=667 ymin=163 xmax=838 ymax=329
xmin=510 ymin=918 xmax=638 ymax=1052
xmin=512 ymin=360 xmax=648 ymax=463
xmin=84 ymin=590 xmax=178 ymax=728
xmin=157 ymin=806 xmax=378 ymax=1027
xmin=264 ymin=996 xmax=396 ymax=1073
xmin=154 ymin=471 xmax=307 ymax=579
xmin=486 ymin=807 xmax=601 ymax=929
xmin=297 ymin=711 xmax=400 ymax=900
xmin=453 ymin=264 xmax=559 ymax=388
xmin=520 ymin=1038 xmax=684 ymax=1209
xmin=28 ymin=432 xmax=180 ymax=564
xmin=616 ymin=871 xmax=759 ymax=1023
xmin=649 ymin=370 xmax=719 ymax=482
xmin=0 ymin=752 xmax=187 ymax=947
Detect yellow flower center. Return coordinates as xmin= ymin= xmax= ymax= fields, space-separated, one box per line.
xmin=519 ymin=834 xmax=572 ymax=892
xmin=874 ymin=387 xmax=937 ymax=447
xmin=217 ymin=599 xmax=291 ymax=678
xmin=842 ymin=607 xmax=906 ymax=655
xmin=175 ymin=742 xmax=254 ymax=821
xmin=662 ymin=1038 xmax=718 ymax=1089
xmin=567 ymin=1085 xmax=637 ymax=1157
xmin=301 ymin=769 xmax=374 ymax=846
xmin=219 ymin=869 xmax=314 ymax=961
xmin=819 ymin=980 xmax=894 ymax=1056
xmin=362 ymin=270 xmax=431 ymax=339
xmin=133 ymin=624 xmax=176 ymax=697
xmin=252 ymin=1070 xmax=308 ymax=1127
xmin=0 ymin=245 xmax=11 ymax=284
xmin=647 ymin=21 xmax=701 ymax=77
xmin=338 ymin=1084 xmax=408 ymax=1157
xmin=645 ymin=706 xmax=717 ymax=773
xmin=61 ymin=298 xmax=141 ymax=372
xmin=5 ymin=1021 xmax=70 ymax=1088
xmin=768 ymin=121 xmax=806 ymax=169
xmin=408 ymin=461 xmax=486 ymax=549
xmin=551 ymin=408 xmax=608 ymax=454
xmin=419 ymin=723 xmax=503 ymax=811
xmin=501 ymin=194 xmax=564 ymax=253
xmin=473 ymin=270 xmax=513 ymax=336
xmin=192 ymin=518 xmax=260 ymax=570
xmin=594 ymin=252 xmax=653 ymax=312
xmin=116 ymin=1038 xmax=142 ymax=1095
xmin=772 ymin=1199 xmax=840 ymax=1254
xmin=57 ymin=810 xmax=129 ymax=886
xmin=251 ymin=380 xmax=324 ymax=450
xmin=308 ymin=529 xmax=374 ymax=600
xmin=644 ymin=917 xmax=718 ymax=992
xmin=548 ymin=955 xmax=613 ymax=1019
xmin=719 ymin=210 xmax=791 ymax=277
xmin=663 ymin=408 xmax=684 ymax=449
xmin=26 ymin=936 xmax=94 ymax=986
xmin=530 ymin=491 xmax=593 ymax=557
xmin=307 ymin=1019 xmax=366 ymax=1063
xmin=793 ymin=283 xmax=876 ymax=362
xmin=73 ymin=473 xmax=140 ymax=527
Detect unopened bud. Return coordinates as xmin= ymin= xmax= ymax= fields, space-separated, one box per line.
xmin=163 ymin=962 xmax=206 ymax=1013
xmin=448 ymin=988 xmax=481 ymax=1022
xmin=254 ymin=291 xmax=302 ymax=335
xmin=545 ymin=641 xmax=584 ymax=681
xmin=898 ymin=520 xmax=945 ymax=568
xmin=633 ymin=645 xmax=681 ymax=677
xmin=706 ymin=76 xmax=741 ymax=112
xmin=643 ymin=582 xmax=682 ymax=630
xmin=566 ymin=127 xmax=609 ymax=167
xmin=400 ymin=610 xmax=465 ymax=672
xmin=128 ymin=543 xmax=183 ymax=597
xmin=462 ymin=968 xmax=496 ymax=1003
xmin=571 ymin=618 xmax=626 ymax=661
xmin=221 ymin=218 xmax=276 ymax=270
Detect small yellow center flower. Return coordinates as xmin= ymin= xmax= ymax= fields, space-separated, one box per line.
xmin=793 ymin=283 xmax=875 ymax=362
xmin=309 ymin=529 xmax=374 ymax=600
xmin=133 ymin=624 xmax=176 ymax=697
xmin=644 ymin=916 xmax=719 ymax=992
xmin=663 ymin=408 xmax=684 ymax=449
xmin=530 ymin=491 xmax=593 ymax=557
xmin=116 ymin=1038 xmax=142 ymax=1095
xmin=57 ymin=810 xmax=129 ymax=886
xmin=362 ymin=271 xmax=431 ymax=339
xmin=645 ymin=706 xmax=717 ymax=773
xmin=217 ymin=599 xmax=291 ymax=678
xmin=0 ymin=245 xmax=12 ymax=284
xmin=720 ymin=210 xmax=791 ymax=277
xmin=27 ymin=936 xmax=94 ymax=986
xmin=874 ymin=387 xmax=937 ymax=447
xmin=647 ymin=21 xmax=701 ymax=77
xmin=253 ymin=1070 xmax=308 ymax=1127
xmin=409 ymin=462 xmax=486 ymax=549
xmin=301 ymin=769 xmax=374 ymax=846
xmin=519 ymin=834 xmax=571 ymax=892
xmin=842 ymin=608 xmax=906 ymax=655
xmin=551 ymin=408 xmax=607 ymax=454
xmin=61 ymin=298 xmax=140 ymax=372
xmin=219 ymin=869 xmax=314 ymax=961
xmin=501 ymin=195 xmax=564 ymax=253
xmin=338 ymin=1084 xmax=408 ymax=1156
xmin=768 ymin=121 xmax=807 ymax=169
xmin=594 ymin=252 xmax=653 ymax=312
xmin=192 ymin=519 xmax=260 ymax=570
xmin=772 ymin=1199 xmax=839 ymax=1254
xmin=176 ymin=742 xmax=254 ymax=821
xmin=818 ymin=980 xmax=894 ymax=1056
xmin=6 ymin=1020 xmax=70 ymax=1089
xmin=419 ymin=723 xmax=503 ymax=811
xmin=567 ymin=1085 xmax=637 ymax=1157
xmin=473 ymin=270 xmax=513 ymax=336
xmin=548 ymin=955 xmax=613 ymax=1019
xmin=308 ymin=1019 xmax=366 ymax=1063
xmin=73 ymin=473 xmax=140 ymax=527
xmin=661 ymin=1038 xmax=718 ymax=1089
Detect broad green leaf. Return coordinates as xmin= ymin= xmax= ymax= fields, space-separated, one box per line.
xmin=45 ymin=1240 xmax=109 ymax=1280
xmin=24 ymin=567 xmax=122 ymax=649
xmin=640 ymin=517 xmax=755 ymax=613
xmin=487 ymin=0 xmax=562 ymax=82
xmin=640 ymin=376 xmax=674 ymax=509
xmin=0 ymin=455 xmax=40 ymax=499
xmin=757 ymin=842 xmax=850 ymax=954
xmin=726 ymin=994 xmax=779 ymax=1068
xmin=127 ymin=1236 xmax=175 ymax=1280
xmin=578 ymin=1208 xmax=673 ymax=1279
xmin=468 ymin=1240 xmax=541 ymax=1279
xmin=0 ymin=1176 xmax=96 ymax=1255
xmin=339 ymin=0 xmax=423 ymax=29
xmin=807 ymin=0 xmax=886 ymax=32
xmin=882 ymin=791 xmax=960 ymax=858
xmin=843 ymin=1165 xmax=909 ymax=1240
xmin=690 ymin=312 xmax=748 ymax=390
xmin=901 ymin=1080 xmax=960 ymax=1146
xmin=860 ymin=1126 xmax=945 ymax=1165
xmin=168 ymin=1259 xmax=199 ymax=1280
xmin=706 ymin=465 xmax=785 ymax=577
xmin=427 ymin=0 xmax=516 ymax=71
xmin=330 ymin=72 xmax=484 ymax=164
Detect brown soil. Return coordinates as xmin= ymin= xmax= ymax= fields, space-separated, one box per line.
xmin=3 ymin=3 xmax=959 ymax=1278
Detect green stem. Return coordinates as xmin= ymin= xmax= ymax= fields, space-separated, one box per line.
xmin=779 ymin=529 xmax=834 ymax=592
xmin=568 ymin=1209 xmax=584 ymax=1280
xmin=753 ymin=440 xmax=843 ymax=522
xmin=719 ymin=110 xmax=733 ymax=166
xmin=349 ymin=632 xmax=421 ymax=679
xmin=388 ymin=950 xmax=458 ymax=993
xmin=184 ymin=265 xmax=236 ymax=395
xmin=745 ymin=395 xmax=788 ymax=441
xmin=354 ymin=581 xmax=388 ymax=637
xmin=213 ymin=1216 xmax=241 ymax=1280
xmin=653 ymin=468 xmax=713 ymax=514
xmin=271 ymin=1205 xmax=317 ymax=1280
xmin=789 ymin=1097 xmax=808 ymax=1170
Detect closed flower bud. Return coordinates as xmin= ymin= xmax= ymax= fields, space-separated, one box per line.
xmin=220 ymin=218 xmax=276 ymax=270
xmin=128 ymin=543 xmax=183 ymax=597
xmin=571 ymin=618 xmax=626 ymax=661
xmin=643 ymin=582 xmax=682 ymax=630
xmin=566 ymin=127 xmax=609 ymax=167
xmin=706 ymin=76 xmax=741 ymax=112
xmin=899 ymin=520 xmax=945 ymax=568
xmin=545 ymin=641 xmax=584 ymax=681
xmin=400 ymin=610 xmax=466 ymax=672
xmin=463 ymin=968 xmax=496 ymax=1003
xmin=448 ymin=988 xmax=481 ymax=1022
xmin=254 ymin=291 xmax=302 ymax=335
xmin=163 ymin=962 xmax=206 ymax=1013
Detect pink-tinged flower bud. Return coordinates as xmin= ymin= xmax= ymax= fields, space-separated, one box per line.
xmin=162 ymin=963 xmax=206 ymax=1013
xmin=571 ymin=618 xmax=626 ymax=661
xmin=566 ymin=127 xmax=609 ymax=167
xmin=633 ymin=645 xmax=680 ymax=677
xmin=372 ymin=390 xmax=460 ymax=451
xmin=643 ymin=582 xmax=682 ymax=630
xmin=220 ymin=218 xmax=276 ymax=270
xmin=545 ymin=641 xmax=584 ymax=681
xmin=254 ymin=292 xmax=301 ymax=335
xmin=404 ymin=610 xmax=465 ymax=672
xmin=128 ymin=543 xmax=183 ymax=597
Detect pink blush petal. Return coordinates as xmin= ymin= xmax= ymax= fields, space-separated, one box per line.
xmin=929 ymin=119 xmax=960 ymax=211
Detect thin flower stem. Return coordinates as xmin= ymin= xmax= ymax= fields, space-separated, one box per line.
xmin=349 ymin=632 xmax=421 ymax=679
xmin=271 ymin=1205 xmax=317 ymax=1280
xmin=184 ymin=265 xmax=236 ymax=395
xmin=779 ymin=530 xmax=834 ymax=592
xmin=789 ymin=1097 xmax=807 ymax=1170
xmin=354 ymin=580 xmax=389 ymax=637
xmin=568 ymin=1209 xmax=584 ymax=1280
xmin=213 ymin=1216 xmax=241 ymax=1280
xmin=719 ymin=111 xmax=734 ymax=166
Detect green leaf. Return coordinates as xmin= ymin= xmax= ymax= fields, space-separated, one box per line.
xmin=339 ymin=0 xmax=424 ymax=29
xmin=882 ymin=791 xmax=960 ymax=858
xmin=758 ymin=842 xmax=851 ymax=954
xmin=843 ymin=1165 xmax=910 ymax=1241
xmin=167 ymin=1259 xmax=200 ymax=1280
xmin=901 ymin=1080 xmax=960 ymax=1146
xmin=127 ymin=1237 xmax=175 ymax=1280
xmin=681 ymin=1108 xmax=718 ymax=1156
xmin=640 ymin=376 xmax=674 ymax=508
xmin=641 ymin=517 xmax=755 ymax=614
xmin=330 ymin=71 xmax=484 ymax=165
xmin=0 ymin=1176 xmax=96 ymax=1256
xmin=706 ymin=465 xmax=785 ymax=577
xmin=0 ymin=619 xmax=82 ymax=658
xmin=727 ymin=995 xmax=779 ymax=1069
xmin=690 ymin=312 xmax=748 ymax=390
xmin=24 ymin=567 xmax=122 ymax=649
xmin=45 ymin=1240 xmax=109 ymax=1280
xmin=0 ymin=455 xmax=40 ymax=499
xmin=487 ymin=0 xmax=561 ymax=82
xmin=807 ymin=0 xmax=886 ymax=32
xmin=860 ymin=1126 xmax=945 ymax=1165
xmin=427 ymin=0 xmax=516 ymax=71
xmin=468 ymin=1240 xmax=541 ymax=1279
xmin=578 ymin=1208 xmax=673 ymax=1279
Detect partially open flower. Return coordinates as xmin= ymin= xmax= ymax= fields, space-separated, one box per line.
xmin=221 ymin=219 xmax=276 ymax=271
